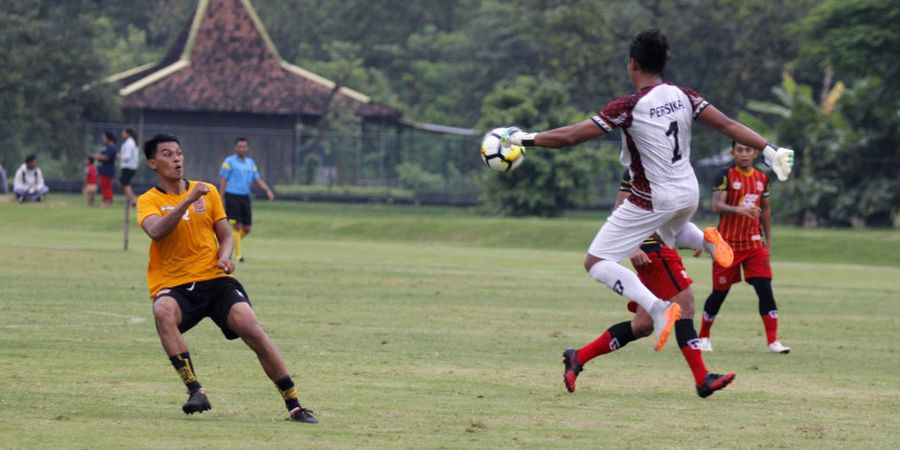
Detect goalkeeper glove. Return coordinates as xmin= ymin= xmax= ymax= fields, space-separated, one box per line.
xmin=762 ymin=143 xmax=794 ymax=181
xmin=501 ymin=127 xmax=536 ymax=147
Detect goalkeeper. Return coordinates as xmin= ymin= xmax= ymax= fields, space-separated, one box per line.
xmin=494 ymin=29 xmax=794 ymax=352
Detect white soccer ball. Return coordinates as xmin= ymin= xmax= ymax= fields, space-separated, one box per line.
xmin=480 ymin=128 xmax=526 ymax=172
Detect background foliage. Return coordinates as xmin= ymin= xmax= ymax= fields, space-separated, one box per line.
xmin=0 ymin=0 xmax=896 ymax=224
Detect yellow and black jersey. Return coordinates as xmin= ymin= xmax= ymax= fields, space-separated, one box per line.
xmin=137 ymin=179 xmax=229 ymax=297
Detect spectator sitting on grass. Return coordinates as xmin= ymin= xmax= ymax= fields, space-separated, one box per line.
xmin=13 ymin=154 xmax=49 ymax=203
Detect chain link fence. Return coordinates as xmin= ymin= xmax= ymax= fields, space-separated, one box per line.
xmin=77 ymin=122 xmax=484 ymax=205
xmin=0 ymin=121 xmax=722 ymax=210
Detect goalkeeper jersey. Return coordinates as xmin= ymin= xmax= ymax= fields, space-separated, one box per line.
xmin=593 ymin=83 xmax=710 ymax=212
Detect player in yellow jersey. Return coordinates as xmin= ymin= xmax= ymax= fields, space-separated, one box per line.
xmin=137 ymin=134 xmax=317 ymax=423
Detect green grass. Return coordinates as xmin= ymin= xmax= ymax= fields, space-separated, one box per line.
xmin=272 ymin=183 xmax=415 ymax=199
xmin=1 ymin=195 xmax=899 ymax=449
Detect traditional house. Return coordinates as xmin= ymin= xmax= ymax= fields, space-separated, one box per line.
xmin=107 ymin=0 xmax=401 ymax=184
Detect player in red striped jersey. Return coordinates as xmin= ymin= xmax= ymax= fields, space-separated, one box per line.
xmin=562 ymin=169 xmax=735 ymax=397
xmin=698 ymin=142 xmax=790 ymax=354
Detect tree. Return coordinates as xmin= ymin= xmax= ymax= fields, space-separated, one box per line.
xmin=0 ymin=0 xmax=119 ymax=177
xmin=477 ymin=76 xmax=609 ymax=216
xmin=794 ymin=0 xmax=900 ymax=226
xmin=740 ymin=73 xmax=900 ymax=227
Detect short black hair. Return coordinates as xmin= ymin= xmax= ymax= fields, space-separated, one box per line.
xmin=629 ymin=29 xmax=668 ymax=74
xmin=103 ymin=130 xmax=117 ymax=143
xmin=234 ymin=136 xmax=248 ymax=145
xmin=25 ymin=154 xmax=36 ymax=164
xmin=86 ymin=154 xmax=95 ymax=164
xmin=124 ymin=128 xmax=137 ymax=140
xmin=144 ymin=133 xmax=180 ymax=160
xmin=731 ymin=141 xmax=759 ymax=152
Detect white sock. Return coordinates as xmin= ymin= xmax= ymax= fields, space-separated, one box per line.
xmin=675 ymin=222 xmax=707 ymax=252
xmin=588 ymin=260 xmax=665 ymax=313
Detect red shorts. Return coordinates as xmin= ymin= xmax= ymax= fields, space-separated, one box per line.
xmin=712 ymin=245 xmax=772 ymax=290
xmin=634 ymin=246 xmax=693 ymax=301
xmin=99 ymin=176 xmax=113 ymax=202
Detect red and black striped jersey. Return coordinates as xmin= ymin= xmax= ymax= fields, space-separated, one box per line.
xmin=712 ymin=165 xmax=770 ymax=251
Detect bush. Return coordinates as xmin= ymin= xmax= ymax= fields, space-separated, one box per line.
xmin=477 ymin=76 xmax=603 ymax=216
xmin=395 ymin=162 xmax=445 ymax=196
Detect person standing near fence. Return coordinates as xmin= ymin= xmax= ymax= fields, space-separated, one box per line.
xmin=218 ymin=137 xmax=275 ymax=262
xmin=119 ymin=128 xmax=139 ymax=207
xmin=93 ymin=131 xmax=118 ymax=208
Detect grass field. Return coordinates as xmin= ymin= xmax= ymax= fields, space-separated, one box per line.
xmin=1 ymin=195 xmax=898 ymax=449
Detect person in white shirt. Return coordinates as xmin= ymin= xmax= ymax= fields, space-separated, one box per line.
xmin=119 ymin=128 xmax=140 ymax=206
xmin=14 ymin=154 xmax=49 ymax=202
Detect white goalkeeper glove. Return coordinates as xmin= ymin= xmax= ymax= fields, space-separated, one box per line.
xmin=762 ymin=143 xmax=794 ymax=181
xmin=500 ymin=127 xmax=536 ymax=147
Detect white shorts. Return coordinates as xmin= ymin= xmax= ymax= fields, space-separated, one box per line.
xmin=588 ymin=200 xmax=697 ymax=262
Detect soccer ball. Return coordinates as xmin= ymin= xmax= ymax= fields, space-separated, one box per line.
xmin=480 ymin=128 xmax=526 ymax=172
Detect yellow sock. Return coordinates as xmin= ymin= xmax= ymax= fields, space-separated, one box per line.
xmin=230 ymin=221 xmax=242 ymax=260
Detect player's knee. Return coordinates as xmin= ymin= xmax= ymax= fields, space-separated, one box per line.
xmin=237 ymin=322 xmax=264 ymax=341
xmin=152 ymin=298 xmax=179 ymax=326
xmin=227 ymin=304 xmax=261 ymax=336
xmin=583 ymin=254 xmax=601 ymax=273
xmin=242 ymin=226 xmax=251 ymax=236
xmin=672 ymin=290 xmax=695 ymax=318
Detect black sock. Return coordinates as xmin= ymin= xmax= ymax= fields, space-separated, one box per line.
xmin=169 ymin=352 xmax=202 ymax=393
xmin=703 ymin=289 xmax=730 ymax=319
xmin=608 ymin=320 xmax=637 ymax=349
xmin=275 ymin=375 xmax=301 ymax=411
xmin=748 ymin=278 xmax=777 ymax=316
xmin=675 ymin=319 xmax=699 ymax=348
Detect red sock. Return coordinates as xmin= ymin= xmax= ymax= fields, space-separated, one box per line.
xmin=698 ymin=314 xmax=714 ymax=339
xmin=576 ymin=322 xmax=636 ymax=365
xmin=576 ymin=330 xmax=615 ymax=365
xmin=761 ymin=312 xmax=778 ymax=344
xmin=680 ymin=344 xmax=708 ymax=386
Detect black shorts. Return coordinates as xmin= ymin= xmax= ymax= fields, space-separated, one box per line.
xmin=119 ymin=168 xmax=136 ymax=186
xmin=225 ymin=193 xmax=252 ymax=226
xmin=153 ymin=277 xmax=251 ymax=340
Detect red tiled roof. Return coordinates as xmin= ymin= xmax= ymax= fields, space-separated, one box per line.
xmin=116 ymin=0 xmax=400 ymax=120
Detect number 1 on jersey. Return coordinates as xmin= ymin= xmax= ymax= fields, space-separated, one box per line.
xmin=666 ymin=121 xmax=682 ymax=163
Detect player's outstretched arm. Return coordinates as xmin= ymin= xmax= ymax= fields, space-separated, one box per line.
xmin=141 ymin=183 xmax=210 ymax=240
xmin=697 ymin=105 xmax=767 ymax=151
xmin=698 ymin=106 xmax=794 ymax=181
xmin=504 ymin=119 xmax=606 ymax=149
